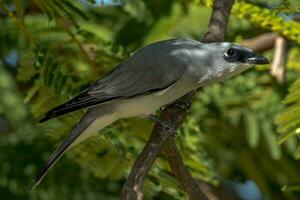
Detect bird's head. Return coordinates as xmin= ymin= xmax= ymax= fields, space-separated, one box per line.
xmin=198 ymin=42 xmax=270 ymax=82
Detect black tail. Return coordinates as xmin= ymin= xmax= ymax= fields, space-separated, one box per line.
xmin=31 ymin=112 xmax=95 ymax=189
xmin=39 ymin=90 xmax=101 ymax=123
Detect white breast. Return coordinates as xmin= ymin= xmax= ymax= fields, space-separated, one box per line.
xmin=115 ymin=79 xmax=196 ymax=118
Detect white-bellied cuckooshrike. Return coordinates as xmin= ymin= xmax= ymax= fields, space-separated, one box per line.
xmin=32 ymin=38 xmax=269 ymax=187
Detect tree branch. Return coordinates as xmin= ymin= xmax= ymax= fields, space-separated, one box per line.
xmin=121 ymin=93 xmax=195 ymax=200
xmin=121 ymin=0 xmax=234 ymax=199
xmin=242 ymin=32 xmax=277 ymax=53
xmin=161 ymin=1 xmax=234 ymax=199
xmin=162 ymin=139 xmax=209 ymax=200
xmin=270 ymin=36 xmax=288 ymax=84
xmin=202 ymin=0 xmax=234 ymax=42
xmin=196 ymin=179 xmax=240 ymax=200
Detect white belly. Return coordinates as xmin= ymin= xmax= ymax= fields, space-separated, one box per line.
xmin=115 ymin=80 xmax=194 ymax=118
xmin=71 ymin=79 xmax=196 ymax=147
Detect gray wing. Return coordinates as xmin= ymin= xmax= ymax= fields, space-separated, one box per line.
xmin=89 ymin=43 xmax=189 ymax=98
xmin=39 ymin=39 xmax=193 ymax=122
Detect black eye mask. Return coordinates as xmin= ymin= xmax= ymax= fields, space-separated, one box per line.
xmin=223 ymin=48 xmax=257 ymax=63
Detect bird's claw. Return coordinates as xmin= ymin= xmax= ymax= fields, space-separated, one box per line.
xmin=159 ymin=102 xmax=190 ymax=113
xmin=172 ymin=102 xmax=190 ymax=113
xmin=159 ymin=106 xmax=166 ymax=112
xmin=148 ymin=114 xmax=177 ymax=134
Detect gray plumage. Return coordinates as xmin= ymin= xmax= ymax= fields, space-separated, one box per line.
xmin=32 ymin=38 xmax=269 ymax=188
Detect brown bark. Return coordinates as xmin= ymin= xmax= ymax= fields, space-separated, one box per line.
xmin=202 ymin=0 xmax=235 ymax=43
xmin=196 ymin=180 xmax=240 ymax=200
xmin=242 ymin=32 xmax=277 ymax=53
xmin=162 ymin=140 xmax=209 ymax=200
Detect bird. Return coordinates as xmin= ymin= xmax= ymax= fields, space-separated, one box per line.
xmin=32 ymin=38 xmax=269 ymax=188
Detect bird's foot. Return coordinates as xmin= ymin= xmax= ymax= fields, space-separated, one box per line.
xmin=171 ymin=102 xmax=190 ymax=113
xmin=159 ymin=102 xmax=190 ymax=113
xmin=159 ymin=105 xmax=166 ymax=112
xmin=148 ymin=114 xmax=177 ymax=134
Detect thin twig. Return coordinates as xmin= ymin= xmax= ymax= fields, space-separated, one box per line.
xmin=64 ymin=27 xmax=96 ymax=67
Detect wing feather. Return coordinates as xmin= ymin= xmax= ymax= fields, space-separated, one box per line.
xmin=39 ymin=39 xmax=194 ymax=122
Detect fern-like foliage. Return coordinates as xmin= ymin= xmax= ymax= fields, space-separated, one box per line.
xmin=276 ymin=79 xmax=300 ymax=159
xmin=1 ymin=0 xmax=300 ymax=199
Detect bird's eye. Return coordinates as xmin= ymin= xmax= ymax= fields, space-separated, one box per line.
xmin=225 ymin=48 xmax=236 ymax=57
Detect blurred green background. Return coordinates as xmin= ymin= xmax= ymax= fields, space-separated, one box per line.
xmin=0 ymin=0 xmax=299 ymax=199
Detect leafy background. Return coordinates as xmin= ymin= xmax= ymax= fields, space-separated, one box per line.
xmin=0 ymin=0 xmax=299 ymax=199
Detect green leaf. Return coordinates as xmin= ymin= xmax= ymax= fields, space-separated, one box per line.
xmin=86 ymin=0 xmax=96 ymax=4
xmin=282 ymin=183 xmax=300 ymax=191
xmin=244 ymin=112 xmax=260 ymax=148
xmin=262 ymin=122 xmax=281 ymax=160
xmin=17 ymin=52 xmax=36 ymax=82
xmin=276 ymin=79 xmax=300 ymax=157
xmin=80 ymin=22 xmax=113 ymax=41
xmin=61 ymin=0 xmax=89 ymax=20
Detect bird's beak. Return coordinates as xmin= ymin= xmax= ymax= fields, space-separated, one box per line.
xmin=242 ymin=53 xmax=270 ymax=65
